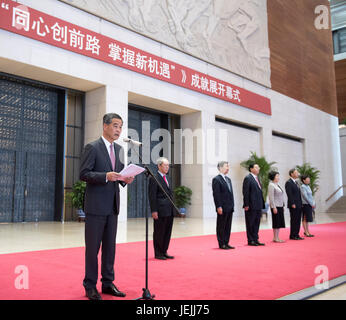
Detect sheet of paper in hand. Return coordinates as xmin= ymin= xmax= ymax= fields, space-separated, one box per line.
xmin=118 ymin=164 xmax=146 ymax=179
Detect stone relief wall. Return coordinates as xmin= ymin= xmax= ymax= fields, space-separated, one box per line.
xmin=61 ymin=0 xmax=271 ymax=87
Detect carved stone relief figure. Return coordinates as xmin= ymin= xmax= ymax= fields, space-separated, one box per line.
xmin=60 ymin=0 xmax=271 ymax=87
xmin=124 ymin=0 xmax=159 ymax=33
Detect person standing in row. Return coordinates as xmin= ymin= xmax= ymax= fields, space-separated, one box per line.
xmin=268 ymin=171 xmax=286 ymax=243
xmin=285 ymin=168 xmax=304 ymax=240
xmin=300 ymin=175 xmax=316 ymax=237
xmin=148 ymin=157 xmax=175 ymax=260
xmin=212 ymin=161 xmax=235 ymax=250
xmin=80 ymin=113 xmax=134 ymax=300
xmin=242 ymin=163 xmax=265 ymax=246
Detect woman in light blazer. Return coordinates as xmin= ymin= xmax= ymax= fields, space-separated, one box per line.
xmin=268 ymin=171 xmax=286 ymax=243
xmin=300 ymin=175 xmax=316 ymax=237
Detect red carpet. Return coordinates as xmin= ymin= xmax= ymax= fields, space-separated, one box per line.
xmin=0 ymin=222 xmax=345 ymax=300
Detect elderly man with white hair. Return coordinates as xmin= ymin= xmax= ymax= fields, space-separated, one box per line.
xmin=148 ymin=157 xmax=175 ymax=260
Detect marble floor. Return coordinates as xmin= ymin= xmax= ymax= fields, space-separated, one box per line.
xmin=0 ymin=210 xmax=345 ymax=299
xmin=0 ymin=211 xmax=345 ymax=254
xmin=309 ymin=283 xmax=346 ymax=300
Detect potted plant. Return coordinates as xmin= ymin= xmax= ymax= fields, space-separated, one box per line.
xmin=66 ymin=180 xmax=86 ymax=221
xmin=240 ymin=152 xmax=277 ymax=216
xmin=173 ymin=186 xmax=192 ymax=217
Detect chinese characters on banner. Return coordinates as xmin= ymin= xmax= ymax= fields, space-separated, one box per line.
xmin=11 ymin=4 xmax=101 ymax=54
xmin=0 ymin=0 xmax=271 ymax=115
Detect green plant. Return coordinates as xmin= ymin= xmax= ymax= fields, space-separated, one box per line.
xmin=342 ymin=118 xmax=346 ymax=125
xmin=240 ymin=151 xmax=277 ymax=201
xmin=65 ymin=180 xmax=86 ymax=209
xmin=173 ymin=186 xmax=192 ymax=208
xmin=296 ymin=163 xmax=320 ymax=196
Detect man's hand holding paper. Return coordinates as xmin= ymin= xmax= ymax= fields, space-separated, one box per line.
xmin=117 ymin=164 xmax=146 ymax=181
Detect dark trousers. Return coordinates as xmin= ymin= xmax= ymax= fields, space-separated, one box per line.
xmin=153 ymin=215 xmax=173 ymax=257
xmin=83 ymin=213 xmax=118 ymax=290
xmin=216 ymin=211 xmax=233 ymax=247
xmin=289 ymin=207 xmax=302 ymax=238
xmin=245 ymin=209 xmax=262 ymax=242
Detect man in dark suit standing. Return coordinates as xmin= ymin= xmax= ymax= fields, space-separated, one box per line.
xmin=285 ymin=168 xmax=304 ymax=240
xmin=242 ymin=163 xmax=265 ymax=246
xmin=80 ymin=113 xmax=134 ymax=300
xmin=148 ymin=157 xmax=175 ymax=260
xmin=212 ymin=161 xmax=235 ymax=250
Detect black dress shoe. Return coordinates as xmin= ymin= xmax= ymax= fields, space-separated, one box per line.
xmin=290 ymin=236 xmax=304 ymax=240
xmin=226 ymin=245 xmax=235 ymax=249
xmin=255 ymin=241 xmax=265 ymax=246
xmin=102 ymin=283 xmax=126 ymax=297
xmin=85 ymin=287 xmax=102 ymax=301
xmin=304 ymin=233 xmax=315 ymax=237
xmin=220 ymin=244 xmax=231 ymax=250
xmin=155 ymin=255 xmax=167 ymax=260
xmin=164 ymin=253 xmax=174 ymax=259
xmin=248 ymin=241 xmax=259 ymax=246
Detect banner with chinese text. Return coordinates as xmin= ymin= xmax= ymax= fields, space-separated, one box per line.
xmin=0 ymin=0 xmax=271 ymax=115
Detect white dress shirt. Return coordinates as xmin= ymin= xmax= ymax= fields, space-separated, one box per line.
xmin=219 ymin=172 xmax=227 ymax=181
xmin=101 ymin=135 xmax=114 ymax=159
xmin=251 ymin=173 xmax=261 ymax=189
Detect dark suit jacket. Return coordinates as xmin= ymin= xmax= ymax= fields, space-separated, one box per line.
xmin=285 ymin=179 xmax=302 ymax=209
xmin=212 ymin=174 xmax=234 ymax=213
xmin=79 ymin=137 xmax=126 ymax=216
xmin=242 ymin=174 xmax=265 ymax=211
xmin=148 ymin=172 xmax=174 ymax=218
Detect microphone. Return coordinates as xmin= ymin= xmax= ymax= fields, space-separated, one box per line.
xmin=123 ymin=137 xmax=142 ymax=146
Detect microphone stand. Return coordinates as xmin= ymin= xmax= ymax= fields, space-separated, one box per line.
xmin=126 ymin=140 xmax=180 ymax=300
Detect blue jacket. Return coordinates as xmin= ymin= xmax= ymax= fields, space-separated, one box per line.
xmin=301 ymin=184 xmax=315 ymax=207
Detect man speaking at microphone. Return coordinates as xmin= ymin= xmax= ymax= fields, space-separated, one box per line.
xmin=80 ymin=113 xmax=134 ymax=300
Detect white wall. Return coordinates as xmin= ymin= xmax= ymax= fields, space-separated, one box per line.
xmin=271 ymin=136 xmax=304 ymax=179
xmin=0 ymin=0 xmax=342 ymax=220
xmin=180 ymin=111 xmax=204 ymax=219
xmin=212 ymin=121 xmax=261 ymax=217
